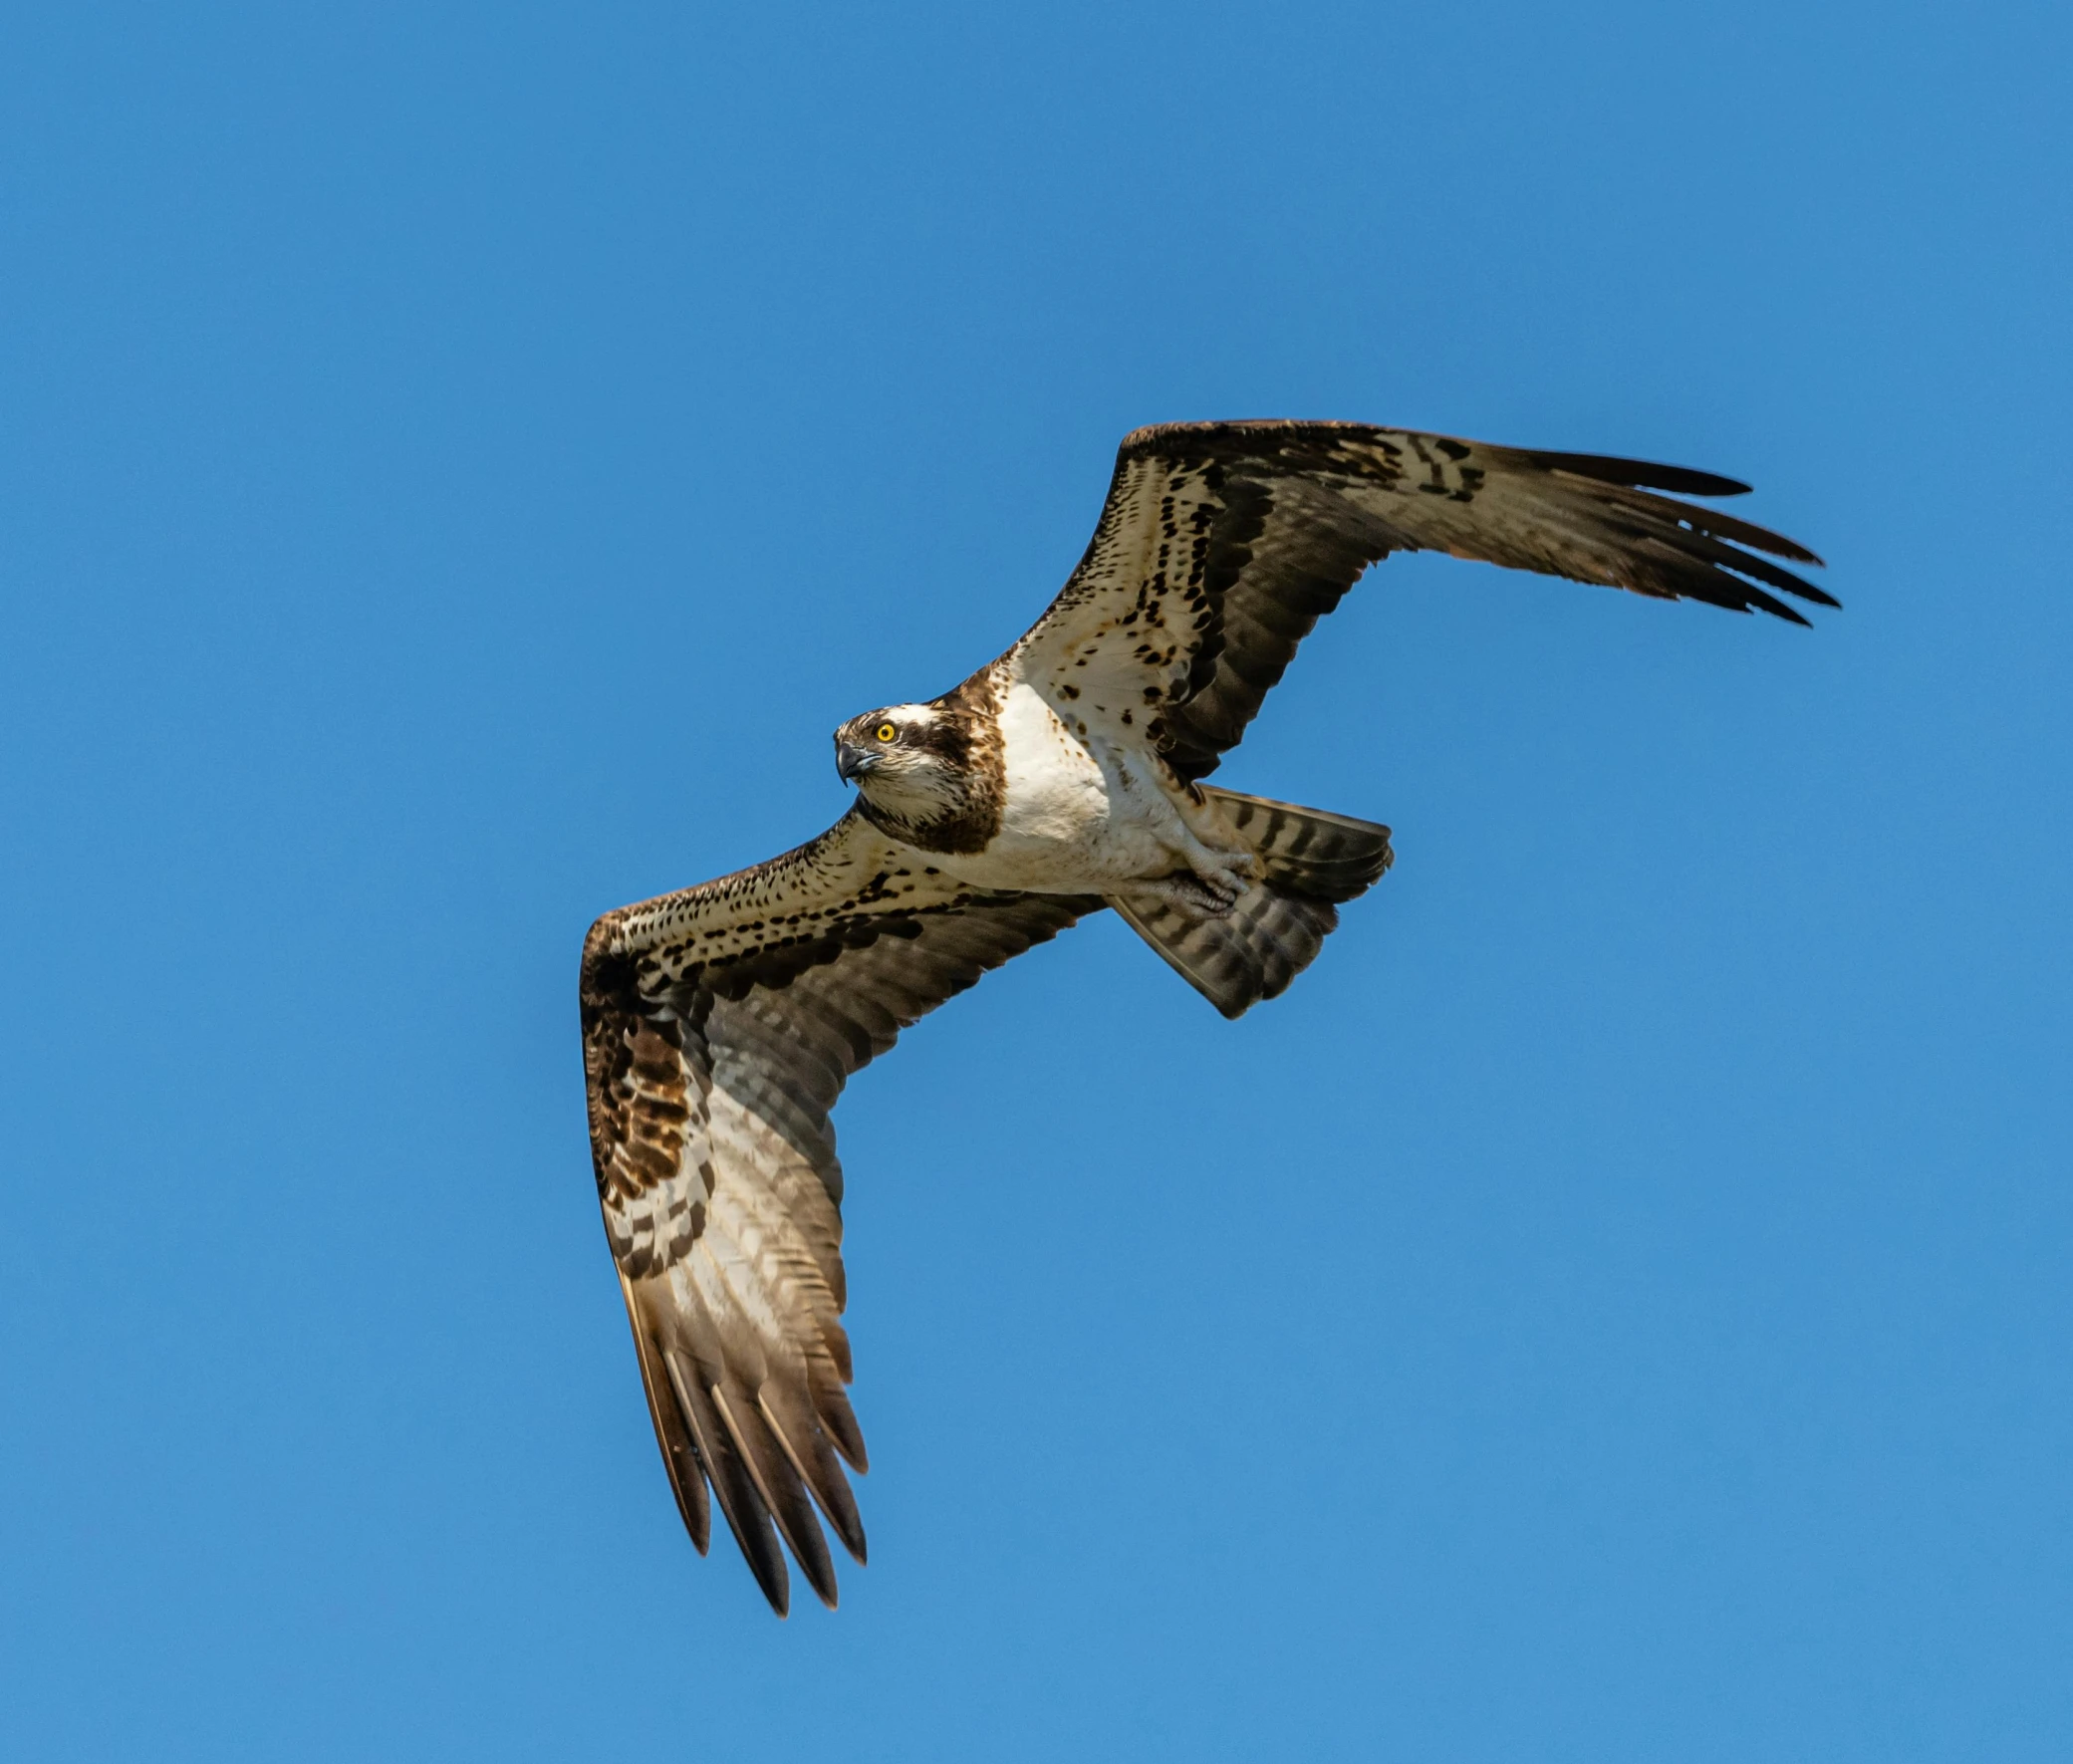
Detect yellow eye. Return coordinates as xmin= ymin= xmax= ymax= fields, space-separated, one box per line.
xmin=875 ymin=722 xmax=898 ymax=743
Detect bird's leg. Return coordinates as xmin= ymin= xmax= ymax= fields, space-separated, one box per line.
xmin=1130 ymin=759 xmax=1258 ymax=908
xmin=1169 ymin=821 xmax=1257 ymax=905
xmin=1134 ymin=871 xmax=1243 ymax=915
xmin=1135 ymin=841 xmax=1257 ymax=917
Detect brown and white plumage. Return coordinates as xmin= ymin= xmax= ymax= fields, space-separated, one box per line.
xmin=582 ymin=811 xmax=1097 ymax=1612
xmin=580 ymin=419 xmax=1828 ymax=1613
xmin=1020 ymin=421 xmax=1830 ymax=781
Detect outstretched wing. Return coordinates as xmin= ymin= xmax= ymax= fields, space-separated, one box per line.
xmin=1017 ymin=419 xmax=1831 ymax=781
xmin=581 ymin=807 xmax=1099 ymax=1614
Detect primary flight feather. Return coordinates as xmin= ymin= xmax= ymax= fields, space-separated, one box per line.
xmin=579 ymin=419 xmax=1829 ymax=1614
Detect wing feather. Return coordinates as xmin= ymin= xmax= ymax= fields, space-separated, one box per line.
xmin=663 ymin=1346 xmax=791 ymax=1611
xmin=582 ymin=809 xmax=1100 ymax=1613
xmin=1018 ymin=419 xmax=1829 ymax=780
xmin=620 ymin=1275 xmax=710 ymax=1553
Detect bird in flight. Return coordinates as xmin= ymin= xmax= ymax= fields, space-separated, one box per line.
xmin=579 ymin=419 xmax=1829 ymax=1614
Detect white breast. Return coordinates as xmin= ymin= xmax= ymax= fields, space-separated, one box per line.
xmin=996 ymin=679 xmax=1107 ymax=837
xmin=940 ymin=678 xmax=1173 ymax=891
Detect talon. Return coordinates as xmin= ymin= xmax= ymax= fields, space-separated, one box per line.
xmin=1194 ymin=859 xmax=1253 ymax=903
xmin=1138 ymin=873 xmax=1239 ymax=916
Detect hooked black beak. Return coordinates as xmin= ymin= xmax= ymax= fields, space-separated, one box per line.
xmin=836 ymin=741 xmax=877 ymax=784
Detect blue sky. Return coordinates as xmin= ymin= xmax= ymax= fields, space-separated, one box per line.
xmin=2 ymin=2 xmax=2067 ymax=1758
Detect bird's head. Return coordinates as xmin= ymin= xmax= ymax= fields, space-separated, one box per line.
xmin=833 ymin=702 xmax=981 ymax=845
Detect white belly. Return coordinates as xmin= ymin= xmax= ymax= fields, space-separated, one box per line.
xmin=937 ymin=679 xmax=1179 ymax=892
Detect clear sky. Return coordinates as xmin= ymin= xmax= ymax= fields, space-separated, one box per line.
xmin=2 ymin=3 xmax=2067 ymax=1759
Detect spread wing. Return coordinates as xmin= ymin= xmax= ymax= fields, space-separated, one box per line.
xmin=581 ymin=807 xmax=1099 ymax=1614
xmin=1017 ymin=419 xmax=1832 ymax=781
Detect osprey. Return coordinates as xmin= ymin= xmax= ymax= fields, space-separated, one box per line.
xmin=580 ymin=420 xmax=1828 ymax=1613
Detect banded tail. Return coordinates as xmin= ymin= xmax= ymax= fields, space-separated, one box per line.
xmin=1109 ymin=789 xmax=1394 ymax=1019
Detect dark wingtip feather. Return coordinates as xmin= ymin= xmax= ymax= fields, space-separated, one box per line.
xmin=1762 ymin=570 xmax=1839 ymax=610
xmin=1708 ymin=545 xmax=1840 ymax=610
xmin=1785 ymin=581 xmax=1836 ymax=609
xmin=1741 ymin=586 xmax=1814 ymax=627
xmin=709 ymin=1384 xmax=841 ymax=1614
xmin=1567 ymin=473 xmax=1824 ymax=577
xmin=623 ymin=1302 xmax=713 ymax=1554
xmin=1536 ymin=449 xmax=1752 ymax=497
xmin=1682 ymin=509 xmax=1825 ymax=567
xmin=817 ymin=1384 xmax=869 ymax=1472
xmin=760 ymin=1389 xmax=870 ymax=1567
xmin=665 ymin=1353 xmax=793 ymax=1616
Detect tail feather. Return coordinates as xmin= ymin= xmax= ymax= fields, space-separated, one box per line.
xmin=1111 ymin=790 xmax=1392 ymax=1020
xmin=1204 ymin=789 xmax=1395 ymax=901
xmin=1110 ymin=885 xmax=1340 ymax=1019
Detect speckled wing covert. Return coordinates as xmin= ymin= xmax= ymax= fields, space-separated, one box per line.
xmin=581 ymin=807 xmax=1099 ymax=1614
xmin=1017 ymin=420 xmax=1831 ymax=781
